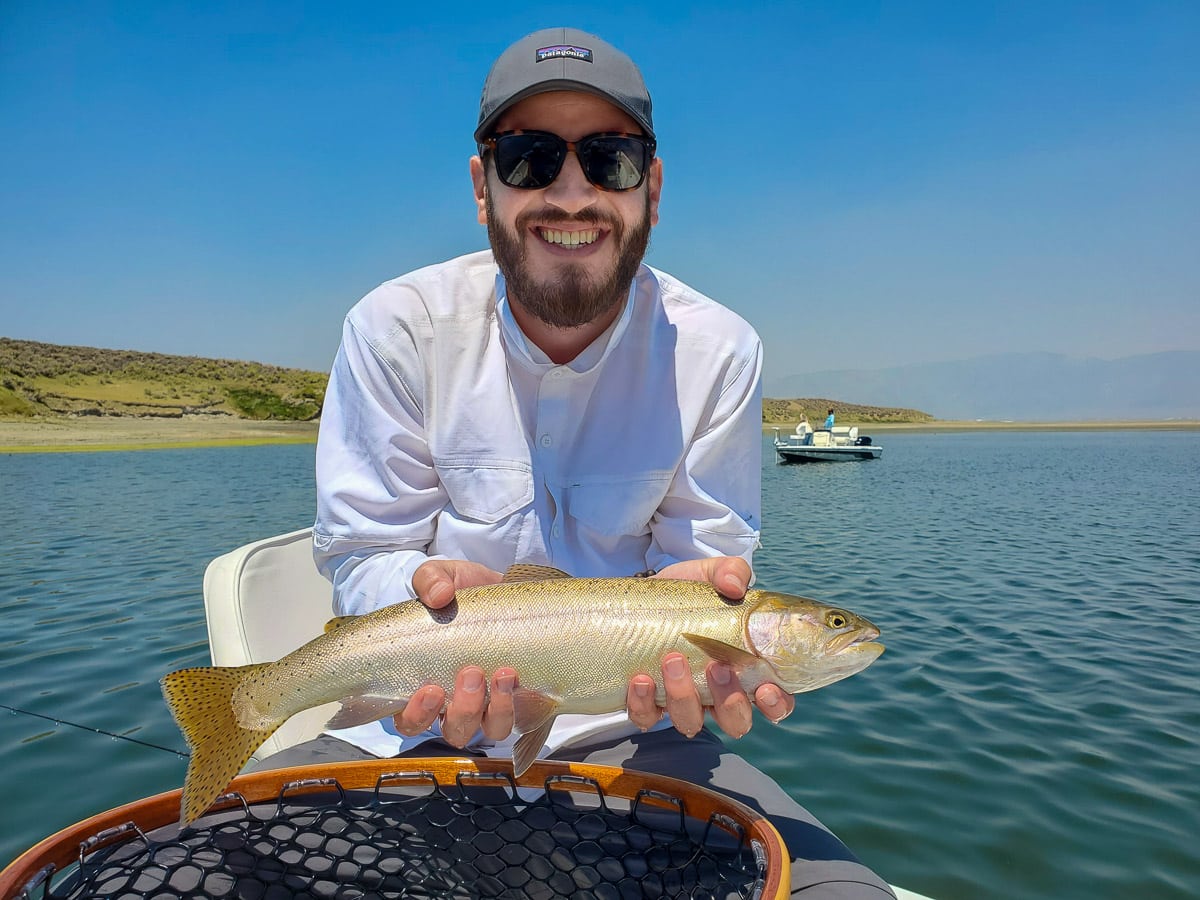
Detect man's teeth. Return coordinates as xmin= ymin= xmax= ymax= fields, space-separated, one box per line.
xmin=539 ymin=228 xmax=599 ymax=248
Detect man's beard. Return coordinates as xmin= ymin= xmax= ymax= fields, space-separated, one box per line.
xmin=486 ymin=184 xmax=652 ymax=329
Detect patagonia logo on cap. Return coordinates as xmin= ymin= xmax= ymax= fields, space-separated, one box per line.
xmin=536 ymin=44 xmax=593 ymax=63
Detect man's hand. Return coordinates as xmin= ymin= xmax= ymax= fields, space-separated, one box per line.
xmin=624 ymin=556 xmax=795 ymax=738
xmin=394 ymin=560 xmax=515 ymax=746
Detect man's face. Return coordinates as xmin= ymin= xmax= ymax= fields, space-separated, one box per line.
xmin=471 ymin=91 xmax=662 ymax=329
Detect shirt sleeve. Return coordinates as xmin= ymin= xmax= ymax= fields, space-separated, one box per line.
xmin=312 ymin=314 xmax=446 ymax=615
xmin=645 ymin=337 xmax=763 ymax=576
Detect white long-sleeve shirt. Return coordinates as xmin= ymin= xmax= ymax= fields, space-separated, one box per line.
xmin=312 ymin=249 xmax=763 ymax=757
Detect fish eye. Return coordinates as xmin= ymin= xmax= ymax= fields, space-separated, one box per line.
xmin=826 ymin=611 xmax=848 ymax=629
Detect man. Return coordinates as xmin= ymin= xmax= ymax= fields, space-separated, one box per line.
xmin=276 ymin=27 xmax=893 ymax=897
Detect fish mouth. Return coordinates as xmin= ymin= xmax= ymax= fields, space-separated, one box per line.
xmin=829 ymin=626 xmax=882 ymax=654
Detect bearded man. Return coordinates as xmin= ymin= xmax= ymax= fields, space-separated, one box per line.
xmin=287 ymin=27 xmax=895 ymax=898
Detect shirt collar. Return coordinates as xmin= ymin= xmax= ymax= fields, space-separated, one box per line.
xmin=495 ymin=272 xmax=638 ymax=373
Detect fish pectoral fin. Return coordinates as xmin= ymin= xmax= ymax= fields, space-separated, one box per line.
xmin=323 ymin=615 xmax=360 ymax=634
xmin=324 ymin=695 xmax=410 ymax=730
xmin=502 ymin=564 xmax=573 ymax=582
xmin=681 ymin=633 xmax=761 ymax=669
xmin=511 ymin=688 xmax=561 ymax=777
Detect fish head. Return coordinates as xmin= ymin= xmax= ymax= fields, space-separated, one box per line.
xmin=746 ymin=592 xmax=885 ymax=693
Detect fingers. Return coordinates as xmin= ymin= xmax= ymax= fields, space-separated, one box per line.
xmin=705 ymin=662 xmax=753 ymax=738
xmin=394 ymin=685 xmax=444 ymax=737
xmin=652 ymin=556 xmax=751 ymax=600
xmin=662 ymin=653 xmax=704 ymax=738
xmin=412 ymin=560 xmax=504 ymax=609
xmin=709 ymin=557 xmax=751 ymax=600
xmin=481 ymin=668 xmax=518 ymax=741
xmin=441 ymin=666 xmax=487 ymax=748
xmin=626 ymin=673 xmax=661 ymax=731
xmin=754 ymin=683 xmax=795 ymax=724
xmin=413 ymin=568 xmax=456 ymax=608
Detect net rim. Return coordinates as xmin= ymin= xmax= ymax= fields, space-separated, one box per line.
xmin=0 ymin=757 xmax=789 ymax=899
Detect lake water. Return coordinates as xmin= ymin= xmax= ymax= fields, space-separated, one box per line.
xmin=1 ymin=432 xmax=1197 ymax=898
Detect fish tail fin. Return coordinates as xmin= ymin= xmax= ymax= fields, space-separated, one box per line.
xmin=160 ymin=663 xmax=280 ymax=826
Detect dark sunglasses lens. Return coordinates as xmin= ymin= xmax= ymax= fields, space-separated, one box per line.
xmin=579 ymin=136 xmax=649 ymax=190
xmin=493 ymin=134 xmax=564 ymax=189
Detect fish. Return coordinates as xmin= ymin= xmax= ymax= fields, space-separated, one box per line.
xmin=161 ymin=564 xmax=884 ymax=825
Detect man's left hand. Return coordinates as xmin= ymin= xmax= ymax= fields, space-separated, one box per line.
xmin=623 ymin=556 xmax=795 ymax=738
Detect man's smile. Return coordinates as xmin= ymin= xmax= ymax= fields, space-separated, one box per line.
xmin=536 ymin=226 xmax=601 ymax=249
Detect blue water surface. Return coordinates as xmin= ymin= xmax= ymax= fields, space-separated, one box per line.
xmin=1 ymin=432 xmax=1197 ymax=899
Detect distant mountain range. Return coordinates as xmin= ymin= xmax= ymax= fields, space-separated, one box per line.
xmin=766 ymin=351 xmax=1200 ymax=421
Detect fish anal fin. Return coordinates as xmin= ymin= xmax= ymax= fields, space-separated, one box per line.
xmin=503 ymin=564 xmax=573 ymax=582
xmin=681 ymin=633 xmax=760 ymax=669
xmin=160 ymin=664 xmax=282 ymax=827
xmin=324 ymin=695 xmax=411 ymax=730
xmin=513 ymin=716 xmax=556 ymax=777
xmin=323 ymin=615 xmax=359 ymax=634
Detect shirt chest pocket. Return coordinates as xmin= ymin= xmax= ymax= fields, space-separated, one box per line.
xmin=437 ymin=461 xmax=533 ymax=524
xmin=563 ymin=473 xmax=673 ymax=538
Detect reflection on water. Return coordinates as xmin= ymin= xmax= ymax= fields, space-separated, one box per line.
xmin=2 ymin=433 xmax=1198 ymax=898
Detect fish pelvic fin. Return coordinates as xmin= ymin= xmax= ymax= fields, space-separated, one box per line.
xmin=681 ymin=633 xmax=761 ymax=669
xmin=511 ymin=688 xmax=561 ymax=777
xmin=160 ymin=664 xmax=281 ymax=827
xmin=502 ymin=564 xmax=573 ymax=582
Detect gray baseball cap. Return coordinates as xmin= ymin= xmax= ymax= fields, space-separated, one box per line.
xmin=474 ymin=28 xmax=654 ymax=143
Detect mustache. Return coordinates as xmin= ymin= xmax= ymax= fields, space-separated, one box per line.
xmin=514 ymin=207 xmax=619 ymax=231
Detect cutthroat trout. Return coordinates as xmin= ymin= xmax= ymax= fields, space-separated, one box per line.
xmin=161 ymin=565 xmax=884 ymax=825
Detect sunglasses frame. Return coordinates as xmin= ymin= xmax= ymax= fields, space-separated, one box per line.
xmin=480 ymin=129 xmax=657 ymax=192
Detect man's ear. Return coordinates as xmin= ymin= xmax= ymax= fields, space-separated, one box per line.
xmin=647 ymin=156 xmax=663 ymax=227
xmin=470 ymin=155 xmax=488 ymax=225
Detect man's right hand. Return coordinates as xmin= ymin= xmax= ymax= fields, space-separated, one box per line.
xmin=393 ymin=560 xmax=513 ymax=746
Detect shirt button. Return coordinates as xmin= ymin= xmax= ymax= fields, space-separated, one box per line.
xmin=539 ymin=434 xmax=553 ymax=448
xmin=552 ymin=526 xmax=561 ymax=539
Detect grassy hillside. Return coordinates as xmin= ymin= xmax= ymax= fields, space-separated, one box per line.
xmin=1 ymin=337 xmax=932 ymax=425
xmin=0 ymin=337 xmax=325 ymax=420
xmin=762 ymin=397 xmax=934 ymax=425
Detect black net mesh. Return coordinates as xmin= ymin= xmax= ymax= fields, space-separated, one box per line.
xmin=15 ymin=770 xmax=770 ymax=899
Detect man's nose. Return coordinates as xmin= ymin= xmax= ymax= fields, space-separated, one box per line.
xmin=542 ymin=150 xmax=597 ymax=214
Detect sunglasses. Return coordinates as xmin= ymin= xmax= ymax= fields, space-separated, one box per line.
xmin=481 ymin=130 xmax=656 ymax=192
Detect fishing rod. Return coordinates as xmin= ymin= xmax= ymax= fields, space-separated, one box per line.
xmin=1 ymin=703 xmax=189 ymax=757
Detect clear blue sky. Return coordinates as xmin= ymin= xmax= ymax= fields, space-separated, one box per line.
xmin=2 ymin=2 xmax=1197 ymax=384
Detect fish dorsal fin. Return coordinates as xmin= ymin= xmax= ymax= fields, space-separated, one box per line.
xmin=511 ymin=688 xmax=561 ymax=777
xmin=324 ymin=615 xmax=359 ymax=634
xmin=681 ymin=633 xmax=761 ymax=669
xmin=503 ymin=564 xmax=573 ymax=582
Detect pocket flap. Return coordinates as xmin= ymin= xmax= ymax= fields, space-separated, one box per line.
xmin=565 ymin=474 xmax=672 ymax=537
xmin=438 ymin=461 xmax=533 ymax=523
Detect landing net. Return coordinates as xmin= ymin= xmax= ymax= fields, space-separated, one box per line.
xmin=2 ymin=758 xmax=787 ymax=900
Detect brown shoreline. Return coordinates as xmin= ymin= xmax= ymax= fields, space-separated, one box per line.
xmin=2 ymin=415 xmax=1197 ymax=454
xmin=0 ymin=416 xmax=320 ymax=453
xmin=767 ymin=420 xmax=1200 ymax=433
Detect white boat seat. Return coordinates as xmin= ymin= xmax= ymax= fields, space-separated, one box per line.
xmin=811 ymin=430 xmax=832 ymax=446
xmin=203 ymin=527 xmax=336 ymax=762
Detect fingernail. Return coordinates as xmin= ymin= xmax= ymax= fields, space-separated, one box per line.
xmin=634 ymin=680 xmax=652 ymax=698
xmin=496 ymin=673 xmax=514 ymax=694
xmin=665 ymin=657 xmax=687 ymax=679
xmin=421 ymin=688 xmax=441 ymax=711
xmin=711 ymin=665 xmax=732 ymax=686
